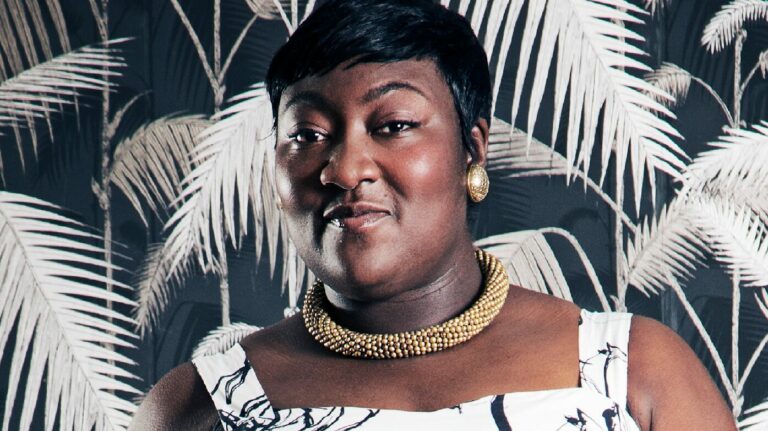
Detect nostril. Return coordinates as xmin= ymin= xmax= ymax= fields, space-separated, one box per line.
xmin=320 ymin=146 xmax=380 ymax=190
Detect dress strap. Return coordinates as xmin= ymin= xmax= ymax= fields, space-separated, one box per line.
xmin=577 ymin=309 xmax=633 ymax=411
xmin=192 ymin=344 xmax=277 ymax=429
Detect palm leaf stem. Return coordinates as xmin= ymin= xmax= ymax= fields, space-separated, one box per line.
xmin=731 ymin=270 xmax=741 ymax=401
xmin=217 ymin=253 xmax=230 ymax=326
xmin=738 ymin=330 xmax=768 ymax=393
xmin=691 ymin=75 xmax=735 ymax=128
xmin=739 ymin=290 xmax=768 ymax=392
xmin=214 ymin=0 xmax=221 ymax=81
xmin=740 ymin=51 xmax=767 ymax=97
xmin=105 ymin=92 xmax=146 ymax=145
xmin=272 ymin=0 xmax=294 ymax=33
xmin=220 ymin=14 xmax=259 ymax=81
xmin=733 ymin=33 xmax=745 ymax=126
xmin=666 ymin=274 xmax=738 ymax=411
xmin=168 ymin=0 xmax=218 ymax=101
xmin=508 ymin=170 xmax=637 ymax=234
xmin=614 ymin=155 xmax=628 ymax=311
xmin=87 ymin=0 xmax=107 ymax=40
xmin=91 ymin=0 xmax=115 ymax=341
xmin=538 ymin=227 xmax=611 ymax=311
xmin=302 ymin=0 xmax=317 ymax=22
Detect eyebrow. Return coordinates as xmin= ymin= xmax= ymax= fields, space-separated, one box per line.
xmin=282 ymin=91 xmax=333 ymax=113
xmin=361 ymin=81 xmax=427 ymax=103
xmin=281 ymin=81 xmax=428 ymax=115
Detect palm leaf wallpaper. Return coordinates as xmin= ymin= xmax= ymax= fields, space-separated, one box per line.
xmin=0 ymin=0 xmax=766 ymax=429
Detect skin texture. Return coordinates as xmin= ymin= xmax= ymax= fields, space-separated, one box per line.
xmin=130 ymin=60 xmax=737 ymax=431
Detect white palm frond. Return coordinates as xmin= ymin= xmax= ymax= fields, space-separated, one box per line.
xmin=702 ymin=0 xmax=768 ymax=53
xmin=694 ymin=200 xmax=768 ymax=287
xmin=247 ymin=0 xmax=307 ymax=20
xmin=475 ymin=231 xmax=573 ymax=301
xmin=151 ymin=84 xmax=296 ymax=333
xmin=109 ymin=115 xmax=212 ymax=226
xmin=681 ymin=122 xmax=768 ymax=220
xmin=625 ymin=201 xmax=707 ymax=296
xmin=760 ymin=49 xmax=768 ymax=77
xmin=0 ymin=192 xmax=139 ymax=431
xmin=487 ymin=119 xmax=636 ymax=232
xmin=0 ymin=43 xmax=124 ymax=165
xmin=486 ymin=119 xmax=569 ymax=176
xmin=759 ymin=289 xmax=768 ymax=320
xmin=164 ymin=83 xmax=275 ymax=273
xmin=0 ymin=0 xmax=69 ymax=80
xmin=488 ymin=0 xmax=685 ymax=211
xmin=245 ymin=0 xmax=281 ymax=18
xmin=133 ymin=242 xmax=194 ymax=336
xmin=644 ymin=63 xmax=692 ymax=108
xmin=191 ymin=322 xmax=261 ymax=359
xmin=741 ymin=397 xmax=768 ymax=430
xmin=642 ymin=0 xmax=671 ymax=15
xmin=0 ymin=44 xmax=123 ymax=127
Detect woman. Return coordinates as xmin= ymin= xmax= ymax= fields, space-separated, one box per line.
xmin=131 ymin=0 xmax=736 ymax=429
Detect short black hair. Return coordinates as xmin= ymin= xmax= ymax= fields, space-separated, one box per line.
xmin=265 ymin=0 xmax=492 ymax=157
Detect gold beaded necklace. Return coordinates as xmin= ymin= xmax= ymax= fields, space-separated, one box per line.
xmin=302 ymin=249 xmax=510 ymax=359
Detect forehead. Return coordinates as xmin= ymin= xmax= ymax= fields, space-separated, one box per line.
xmin=278 ymin=58 xmax=453 ymax=114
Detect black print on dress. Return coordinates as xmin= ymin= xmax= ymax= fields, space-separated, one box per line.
xmin=601 ymin=404 xmax=620 ymax=431
xmin=198 ymin=314 xmax=641 ymax=430
xmin=558 ymin=403 xmax=624 ymax=431
xmin=211 ymin=358 xmax=251 ymax=403
xmin=579 ymin=343 xmax=628 ymax=398
xmin=491 ymin=395 xmax=513 ymax=431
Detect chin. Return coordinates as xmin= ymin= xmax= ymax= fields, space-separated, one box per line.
xmin=319 ymin=247 xmax=404 ymax=301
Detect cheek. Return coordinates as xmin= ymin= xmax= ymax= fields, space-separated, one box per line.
xmin=275 ymin=150 xmax=323 ymax=212
xmin=397 ymin=146 xmax=464 ymax=199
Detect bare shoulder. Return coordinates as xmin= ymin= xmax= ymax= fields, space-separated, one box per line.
xmin=627 ymin=315 xmax=736 ymax=431
xmin=130 ymin=362 xmax=218 ymax=431
xmin=502 ymin=285 xmax=581 ymax=317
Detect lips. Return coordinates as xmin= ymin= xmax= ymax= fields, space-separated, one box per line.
xmin=323 ymin=202 xmax=392 ymax=231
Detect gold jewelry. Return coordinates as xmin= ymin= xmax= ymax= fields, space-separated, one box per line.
xmin=302 ymin=249 xmax=510 ymax=359
xmin=466 ymin=164 xmax=489 ymax=202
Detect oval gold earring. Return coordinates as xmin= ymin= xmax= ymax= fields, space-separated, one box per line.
xmin=467 ymin=164 xmax=489 ymax=203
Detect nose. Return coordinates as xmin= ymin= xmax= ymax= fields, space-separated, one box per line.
xmin=320 ymin=130 xmax=380 ymax=190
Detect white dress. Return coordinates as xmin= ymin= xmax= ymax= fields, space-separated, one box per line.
xmin=193 ymin=310 xmax=642 ymax=430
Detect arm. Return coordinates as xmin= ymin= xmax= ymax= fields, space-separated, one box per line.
xmin=627 ymin=316 xmax=737 ymax=431
xmin=130 ymin=362 xmax=220 ymax=431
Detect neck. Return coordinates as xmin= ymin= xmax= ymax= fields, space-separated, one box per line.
xmin=322 ymin=242 xmax=483 ymax=334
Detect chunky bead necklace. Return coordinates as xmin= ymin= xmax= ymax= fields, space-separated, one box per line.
xmin=302 ymin=249 xmax=510 ymax=359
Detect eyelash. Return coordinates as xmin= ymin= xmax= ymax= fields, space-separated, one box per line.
xmin=286 ymin=120 xmax=420 ymax=145
xmin=374 ymin=120 xmax=420 ymax=136
xmin=287 ymin=129 xmax=326 ymax=145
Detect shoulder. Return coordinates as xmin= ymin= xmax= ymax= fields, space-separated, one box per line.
xmin=626 ymin=315 xmax=736 ymax=431
xmin=501 ymin=284 xmax=581 ymax=320
xmin=130 ymin=362 xmax=219 ymax=431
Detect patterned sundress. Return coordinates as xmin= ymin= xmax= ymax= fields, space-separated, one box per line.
xmin=193 ymin=310 xmax=642 ymax=430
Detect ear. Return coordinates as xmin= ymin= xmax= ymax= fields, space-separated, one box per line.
xmin=466 ymin=118 xmax=489 ymax=167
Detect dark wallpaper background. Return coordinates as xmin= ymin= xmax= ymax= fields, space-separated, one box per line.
xmin=1 ymin=0 xmax=767 ymax=429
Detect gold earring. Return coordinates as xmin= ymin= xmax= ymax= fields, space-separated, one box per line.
xmin=467 ymin=164 xmax=489 ymax=203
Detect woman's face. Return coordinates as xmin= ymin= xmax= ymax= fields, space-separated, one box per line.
xmin=275 ymin=59 xmax=481 ymax=301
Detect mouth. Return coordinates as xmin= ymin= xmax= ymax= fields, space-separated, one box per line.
xmin=323 ymin=202 xmax=392 ymax=231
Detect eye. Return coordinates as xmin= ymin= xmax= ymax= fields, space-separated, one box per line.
xmin=375 ymin=120 xmax=419 ymax=136
xmin=287 ymin=129 xmax=327 ymax=145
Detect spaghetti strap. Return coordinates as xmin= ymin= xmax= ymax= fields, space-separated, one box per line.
xmin=578 ymin=309 xmax=633 ymax=411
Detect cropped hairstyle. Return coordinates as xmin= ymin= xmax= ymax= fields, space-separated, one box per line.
xmin=265 ymin=0 xmax=492 ymax=158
